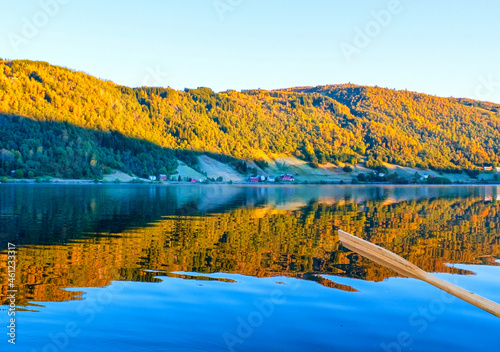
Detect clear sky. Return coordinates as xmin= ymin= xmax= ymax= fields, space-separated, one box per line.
xmin=1 ymin=0 xmax=499 ymax=102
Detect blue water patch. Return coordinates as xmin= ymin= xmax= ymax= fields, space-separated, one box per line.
xmin=5 ymin=264 xmax=500 ymax=352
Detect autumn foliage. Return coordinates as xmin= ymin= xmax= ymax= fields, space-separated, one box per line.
xmin=1 ymin=60 xmax=499 ymax=178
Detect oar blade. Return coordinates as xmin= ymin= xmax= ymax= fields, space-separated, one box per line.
xmin=337 ymin=230 xmax=424 ymax=280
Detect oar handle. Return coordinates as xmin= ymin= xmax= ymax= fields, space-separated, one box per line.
xmin=422 ymin=273 xmax=500 ymax=318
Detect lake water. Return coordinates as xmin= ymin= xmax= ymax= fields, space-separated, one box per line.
xmin=1 ymin=184 xmax=499 ymax=351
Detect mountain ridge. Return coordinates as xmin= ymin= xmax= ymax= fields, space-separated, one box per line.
xmin=0 ymin=59 xmax=499 ymax=179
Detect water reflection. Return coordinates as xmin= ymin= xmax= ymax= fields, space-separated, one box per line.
xmin=0 ymin=184 xmax=499 ymax=308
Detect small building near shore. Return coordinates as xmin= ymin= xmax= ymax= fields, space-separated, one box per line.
xmin=280 ymin=174 xmax=295 ymax=181
xmin=249 ymin=177 xmax=259 ymax=182
xmin=149 ymin=176 xmax=157 ymax=181
xmin=419 ymin=174 xmax=429 ymax=182
xmin=159 ymin=174 xmax=167 ymax=181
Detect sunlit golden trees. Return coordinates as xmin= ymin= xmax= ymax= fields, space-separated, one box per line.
xmin=1 ymin=60 xmax=500 ymax=178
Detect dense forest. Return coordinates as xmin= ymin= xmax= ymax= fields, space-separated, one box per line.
xmin=1 ymin=59 xmax=499 ymax=178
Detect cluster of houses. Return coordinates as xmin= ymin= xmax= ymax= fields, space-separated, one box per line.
xmin=147 ymin=167 xmax=500 ymax=184
xmin=147 ymin=173 xmax=297 ymax=183
xmin=247 ymin=174 xmax=295 ymax=183
xmin=149 ymin=174 xmax=200 ymax=182
xmin=483 ymin=166 xmax=500 ymax=172
xmin=148 ymin=174 xmax=167 ymax=181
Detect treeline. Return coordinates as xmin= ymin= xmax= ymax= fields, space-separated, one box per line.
xmin=1 ymin=60 xmax=500 ymax=178
xmin=292 ymin=85 xmax=500 ymax=170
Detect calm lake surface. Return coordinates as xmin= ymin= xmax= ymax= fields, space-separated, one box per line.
xmin=1 ymin=184 xmax=499 ymax=351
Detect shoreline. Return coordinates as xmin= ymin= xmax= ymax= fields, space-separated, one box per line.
xmin=1 ymin=179 xmax=499 ymax=186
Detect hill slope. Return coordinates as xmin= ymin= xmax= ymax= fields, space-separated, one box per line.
xmin=0 ymin=60 xmax=499 ymax=179
xmin=289 ymin=85 xmax=500 ymax=170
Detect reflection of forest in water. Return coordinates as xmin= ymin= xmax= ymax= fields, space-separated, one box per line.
xmin=0 ymin=185 xmax=499 ymax=308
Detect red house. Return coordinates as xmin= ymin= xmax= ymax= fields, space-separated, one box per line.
xmin=280 ymin=174 xmax=295 ymax=181
xmin=249 ymin=177 xmax=259 ymax=182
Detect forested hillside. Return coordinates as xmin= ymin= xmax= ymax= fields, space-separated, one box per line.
xmin=290 ymin=85 xmax=500 ymax=169
xmin=0 ymin=60 xmax=499 ymax=178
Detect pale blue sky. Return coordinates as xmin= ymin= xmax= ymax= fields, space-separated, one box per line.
xmin=1 ymin=0 xmax=499 ymax=102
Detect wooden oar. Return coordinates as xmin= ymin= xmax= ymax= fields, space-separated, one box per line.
xmin=337 ymin=230 xmax=500 ymax=318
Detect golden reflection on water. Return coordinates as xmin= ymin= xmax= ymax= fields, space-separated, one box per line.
xmin=1 ymin=197 xmax=499 ymax=308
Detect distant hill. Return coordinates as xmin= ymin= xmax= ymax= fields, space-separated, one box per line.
xmin=289 ymin=85 xmax=500 ymax=169
xmin=0 ymin=60 xmax=499 ymax=179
